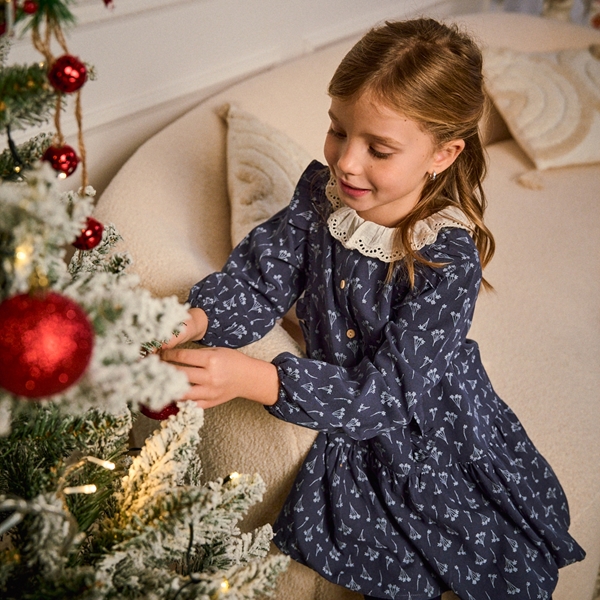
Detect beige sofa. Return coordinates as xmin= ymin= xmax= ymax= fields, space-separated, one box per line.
xmin=94 ymin=12 xmax=600 ymax=600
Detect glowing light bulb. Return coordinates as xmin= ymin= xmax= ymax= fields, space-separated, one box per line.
xmin=223 ymin=472 xmax=241 ymax=485
xmin=220 ymin=579 xmax=230 ymax=592
xmin=64 ymin=484 xmax=97 ymax=495
xmin=14 ymin=244 xmax=32 ymax=268
xmin=86 ymin=456 xmax=115 ymax=470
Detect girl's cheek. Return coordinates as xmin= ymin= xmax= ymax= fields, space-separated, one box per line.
xmin=323 ymin=136 xmax=338 ymax=169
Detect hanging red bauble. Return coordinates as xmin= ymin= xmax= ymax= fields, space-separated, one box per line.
xmin=0 ymin=292 xmax=95 ymax=398
xmin=73 ymin=217 xmax=104 ymax=250
xmin=139 ymin=401 xmax=180 ymax=421
xmin=22 ymin=1 xmax=38 ymax=14
xmin=48 ymin=55 xmax=87 ymax=94
xmin=42 ymin=144 xmax=79 ymax=177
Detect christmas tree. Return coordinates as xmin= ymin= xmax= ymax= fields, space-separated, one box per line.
xmin=0 ymin=2 xmax=288 ymax=598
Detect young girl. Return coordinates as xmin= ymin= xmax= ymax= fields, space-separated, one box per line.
xmin=160 ymin=18 xmax=585 ymax=600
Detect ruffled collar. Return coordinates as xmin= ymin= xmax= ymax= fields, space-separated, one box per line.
xmin=325 ymin=176 xmax=473 ymax=263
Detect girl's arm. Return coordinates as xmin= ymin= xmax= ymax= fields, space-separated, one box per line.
xmin=158 ymin=163 xmax=327 ymax=409
xmin=187 ymin=162 xmax=324 ymax=349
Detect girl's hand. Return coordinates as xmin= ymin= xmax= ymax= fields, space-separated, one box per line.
xmin=161 ymin=308 xmax=209 ymax=350
xmin=159 ymin=347 xmax=280 ymax=408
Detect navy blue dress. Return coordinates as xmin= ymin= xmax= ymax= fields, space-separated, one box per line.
xmin=189 ymin=161 xmax=585 ymax=600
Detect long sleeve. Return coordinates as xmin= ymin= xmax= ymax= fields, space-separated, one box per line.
xmin=187 ymin=161 xmax=326 ymax=348
xmin=267 ymin=230 xmax=482 ymax=441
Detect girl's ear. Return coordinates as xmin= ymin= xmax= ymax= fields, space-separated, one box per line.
xmin=432 ymin=139 xmax=465 ymax=174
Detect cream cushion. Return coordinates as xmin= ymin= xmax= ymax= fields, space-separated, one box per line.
xmin=483 ymin=45 xmax=600 ymax=170
xmin=221 ymin=103 xmax=313 ymax=247
xmin=94 ymin=12 xmax=600 ymax=600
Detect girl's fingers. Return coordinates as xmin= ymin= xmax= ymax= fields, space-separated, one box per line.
xmin=170 ymin=364 xmax=209 ymax=386
xmin=159 ymin=337 xmax=183 ymax=351
xmin=159 ymin=346 xmax=249 ymax=408
xmin=161 ymin=349 xmax=226 ymax=406
xmin=181 ymin=381 xmax=227 ymax=408
xmin=183 ymin=391 xmax=222 ymax=408
xmin=160 ymin=348 xmax=209 ymax=367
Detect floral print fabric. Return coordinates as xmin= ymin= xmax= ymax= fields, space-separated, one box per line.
xmin=188 ymin=161 xmax=584 ymax=599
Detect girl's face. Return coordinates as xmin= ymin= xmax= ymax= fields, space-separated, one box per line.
xmin=324 ymin=94 xmax=443 ymax=227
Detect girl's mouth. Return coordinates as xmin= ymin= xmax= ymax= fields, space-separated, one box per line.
xmin=339 ymin=179 xmax=370 ymax=199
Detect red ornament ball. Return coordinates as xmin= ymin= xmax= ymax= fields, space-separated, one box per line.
xmin=48 ymin=55 xmax=87 ymax=94
xmin=0 ymin=292 xmax=95 ymax=398
xmin=73 ymin=217 xmax=104 ymax=250
xmin=42 ymin=144 xmax=79 ymax=177
xmin=22 ymin=1 xmax=38 ymax=14
xmin=139 ymin=401 xmax=179 ymax=421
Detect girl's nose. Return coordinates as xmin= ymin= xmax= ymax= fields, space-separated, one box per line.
xmin=337 ymin=142 xmax=361 ymax=177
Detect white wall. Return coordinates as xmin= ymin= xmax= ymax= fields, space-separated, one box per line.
xmin=7 ymin=0 xmax=488 ymax=195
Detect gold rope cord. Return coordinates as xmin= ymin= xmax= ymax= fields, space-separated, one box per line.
xmin=31 ymin=14 xmax=88 ymax=188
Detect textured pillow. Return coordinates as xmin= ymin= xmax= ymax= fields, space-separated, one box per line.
xmin=219 ymin=103 xmax=313 ymax=246
xmin=483 ymin=45 xmax=600 ymax=170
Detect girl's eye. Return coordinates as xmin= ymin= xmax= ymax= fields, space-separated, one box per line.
xmin=369 ymin=147 xmax=392 ymax=160
xmin=327 ymin=128 xmax=345 ymax=139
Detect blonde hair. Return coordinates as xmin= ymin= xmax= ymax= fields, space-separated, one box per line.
xmin=328 ymin=18 xmax=495 ymax=288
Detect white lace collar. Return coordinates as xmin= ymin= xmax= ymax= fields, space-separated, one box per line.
xmin=325 ymin=177 xmax=473 ymax=263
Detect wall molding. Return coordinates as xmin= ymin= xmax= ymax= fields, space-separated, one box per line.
xmin=73 ymin=0 xmax=203 ymax=27
xmin=8 ymin=0 xmax=202 ymax=45
xmin=12 ymin=44 xmax=282 ymax=144
xmin=81 ymin=45 xmax=282 ymax=135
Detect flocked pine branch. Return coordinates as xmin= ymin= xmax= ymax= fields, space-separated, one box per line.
xmin=0 ymin=164 xmax=191 ymax=429
xmin=0 ymin=132 xmax=53 ymax=180
xmin=0 ymin=402 xmax=288 ymax=600
xmin=0 ymin=37 xmax=10 ymax=66
xmin=0 ymin=63 xmax=58 ymax=132
xmin=0 ymin=162 xmax=93 ymax=297
xmin=0 ymin=404 xmax=130 ymax=599
xmin=92 ymin=402 xmax=288 ymax=599
xmin=0 ymin=403 xmax=130 ymax=500
xmin=0 ymin=165 xmax=288 ymax=597
xmin=1 ymin=402 xmax=288 ymax=600
xmin=69 ymin=222 xmax=132 ymax=277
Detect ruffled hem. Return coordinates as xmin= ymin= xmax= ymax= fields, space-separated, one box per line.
xmin=273 ymin=411 xmax=585 ymax=599
xmin=325 ymin=176 xmax=473 ymax=263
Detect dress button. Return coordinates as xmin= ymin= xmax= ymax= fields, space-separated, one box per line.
xmin=346 ymin=329 xmax=356 ymax=339
xmin=340 ymin=279 xmax=346 ymax=289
